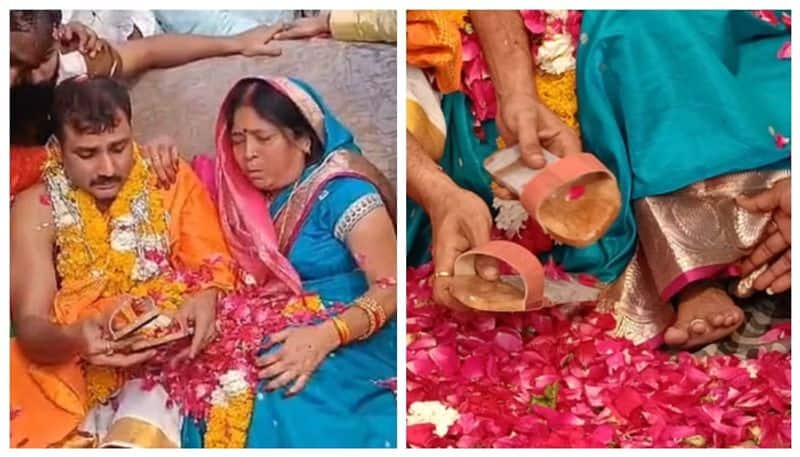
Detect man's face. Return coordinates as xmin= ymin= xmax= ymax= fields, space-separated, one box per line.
xmin=59 ymin=110 xmax=135 ymax=204
xmin=10 ymin=27 xmax=59 ymax=87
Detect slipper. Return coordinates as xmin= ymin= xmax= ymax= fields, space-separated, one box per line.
xmin=484 ymin=147 xmax=621 ymax=247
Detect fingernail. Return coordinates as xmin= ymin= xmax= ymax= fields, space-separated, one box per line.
xmin=766 ymin=287 xmax=775 ymax=295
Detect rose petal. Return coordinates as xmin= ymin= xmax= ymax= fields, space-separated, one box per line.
xmin=777 ymin=41 xmax=791 ymax=59
xmin=753 ymin=10 xmax=779 ymax=26
xmin=566 ymin=184 xmax=586 ymax=201
xmin=494 ymin=329 xmax=523 ymax=352
xmin=407 ymin=423 xmax=436 ymax=447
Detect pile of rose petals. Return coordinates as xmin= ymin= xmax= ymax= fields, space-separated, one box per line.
xmin=132 ymin=263 xmax=344 ymax=420
xmin=407 ymin=264 xmax=791 ymax=448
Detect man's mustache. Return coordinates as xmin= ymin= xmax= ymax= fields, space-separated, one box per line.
xmin=90 ymin=176 xmax=121 ymax=187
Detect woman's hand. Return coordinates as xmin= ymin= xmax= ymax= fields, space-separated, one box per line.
xmin=255 ymin=322 xmax=340 ymax=396
xmin=72 ymin=314 xmax=157 ymax=367
xmin=141 ymin=136 xmax=180 ymax=189
xmin=496 ymin=95 xmax=583 ymax=168
xmin=274 ymin=12 xmax=332 ymax=40
xmin=737 ymin=178 xmax=791 ymax=294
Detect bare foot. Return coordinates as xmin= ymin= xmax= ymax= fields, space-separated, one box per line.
xmin=663 ymin=283 xmax=744 ymax=349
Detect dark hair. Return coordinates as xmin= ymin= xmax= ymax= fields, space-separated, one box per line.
xmin=10 ymin=10 xmax=62 ymax=33
xmin=52 ymin=76 xmax=132 ymax=140
xmin=225 ymin=78 xmax=323 ymax=165
xmin=11 ymin=82 xmax=55 ymax=145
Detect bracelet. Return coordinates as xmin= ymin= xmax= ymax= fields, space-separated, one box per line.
xmin=354 ymin=302 xmax=377 ymax=340
xmin=354 ymin=296 xmax=387 ymax=340
xmin=331 ymin=316 xmax=352 ymax=345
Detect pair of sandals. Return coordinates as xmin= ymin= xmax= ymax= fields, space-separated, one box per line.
xmin=448 ymin=148 xmax=622 ymax=312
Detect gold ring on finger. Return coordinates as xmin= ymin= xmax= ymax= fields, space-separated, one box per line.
xmin=434 ymin=271 xmax=452 ymax=279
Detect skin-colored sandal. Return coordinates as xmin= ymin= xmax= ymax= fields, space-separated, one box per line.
xmin=484 ymin=147 xmax=621 ymax=247
xmin=449 ymin=240 xmax=601 ymax=312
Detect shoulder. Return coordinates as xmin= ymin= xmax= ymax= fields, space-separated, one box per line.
xmin=11 ymin=183 xmax=55 ymax=238
xmin=317 ymin=177 xmax=384 ymax=241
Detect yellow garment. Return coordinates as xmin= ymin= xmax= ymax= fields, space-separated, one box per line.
xmin=10 ymin=161 xmax=235 ymax=448
xmin=330 ymin=10 xmax=396 ymax=43
xmin=407 ymin=10 xmax=467 ymax=94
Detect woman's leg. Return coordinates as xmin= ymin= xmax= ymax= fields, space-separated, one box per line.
xmin=664 ymin=281 xmax=744 ymax=349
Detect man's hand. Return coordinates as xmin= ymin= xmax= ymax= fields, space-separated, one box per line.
xmin=173 ymin=288 xmax=219 ymax=360
xmin=496 ymin=95 xmax=583 ymax=168
xmin=737 ymin=178 xmax=791 ymax=294
xmin=233 ymin=25 xmax=284 ymax=57
xmin=274 ymin=12 xmax=332 ymax=40
xmin=73 ymin=314 xmax=156 ymax=367
xmin=56 ymin=21 xmax=102 ymax=57
xmin=428 ymin=186 xmax=498 ymax=310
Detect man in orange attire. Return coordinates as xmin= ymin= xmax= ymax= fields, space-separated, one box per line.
xmin=10 ymin=76 xmax=235 ymax=447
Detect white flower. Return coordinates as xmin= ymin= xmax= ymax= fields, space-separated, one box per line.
xmin=219 ymin=369 xmax=249 ymax=396
xmin=407 ymin=401 xmax=460 ymax=438
xmin=132 ymin=257 xmax=160 ymax=281
xmin=536 ymin=33 xmax=576 ymax=75
xmin=209 ymin=386 xmax=228 ymax=407
xmin=243 ymin=273 xmax=258 ymax=287
xmin=493 ymin=198 xmax=530 ymax=238
xmin=545 ymin=10 xmax=568 ymax=21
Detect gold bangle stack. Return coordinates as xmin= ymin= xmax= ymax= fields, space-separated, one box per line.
xmin=354 ymin=296 xmax=387 ymax=340
xmin=331 ymin=316 xmax=352 ymax=345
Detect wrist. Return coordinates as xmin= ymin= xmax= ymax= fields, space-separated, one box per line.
xmin=225 ymin=35 xmax=246 ymax=54
xmin=319 ymin=320 xmax=341 ymax=351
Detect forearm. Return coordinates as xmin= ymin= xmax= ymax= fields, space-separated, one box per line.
xmin=469 ymin=10 xmax=538 ymax=104
xmin=321 ymin=286 xmax=395 ymax=343
xmin=14 ymin=316 xmax=80 ymax=365
xmin=118 ymin=33 xmax=241 ymax=77
xmin=407 ymin=132 xmax=460 ymax=213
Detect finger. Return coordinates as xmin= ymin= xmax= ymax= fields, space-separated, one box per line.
xmin=170 ymin=347 xmax=192 ymax=366
xmin=432 ymin=238 xmax=463 ymax=308
xmin=740 ymin=231 xmax=789 ymax=275
xmin=286 ymin=373 xmax=310 ymax=396
xmin=474 ymin=254 xmax=500 ymax=281
xmin=737 ymin=188 xmax=780 ymax=213
xmin=517 ymin=117 xmax=546 ymax=169
xmin=774 ymin=210 xmax=791 ymax=244
xmin=256 ymin=351 xmax=282 ymax=368
xmin=169 ymin=145 xmax=180 ymax=176
xmin=542 ymin=127 xmax=583 ymax=157
xmin=258 ymin=360 xmax=291 ymax=380
xmin=153 ymin=146 xmax=172 ymax=188
xmin=767 ymin=272 xmax=791 ymax=295
xmin=266 ymin=370 xmax=299 ymax=391
xmin=754 ymin=250 xmax=790 ymax=291
xmin=92 ymin=350 xmax=157 ymax=367
xmin=190 ymin=313 xmax=215 ymax=358
xmin=253 ymin=45 xmax=283 ymax=57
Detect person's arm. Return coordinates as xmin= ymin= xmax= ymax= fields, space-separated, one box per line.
xmin=470 ymin=11 xmax=537 ymax=106
xmin=275 ymin=10 xmax=397 ymax=43
xmin=318 ymin=205 xmax=397 ymax=344
xmin=407 ymin=132 xmax=460 ymax=213
xmin=114 ymin=24 xmax=284 ymax=79
xmin=11 ymin=186 xmax=81 ymax=364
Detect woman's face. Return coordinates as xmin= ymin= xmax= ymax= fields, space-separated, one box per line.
xmin=230 ymin=104 xmax=309 ymax=192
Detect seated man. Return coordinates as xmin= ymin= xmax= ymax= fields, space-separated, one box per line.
xmin=10 ymin=76 xmax=235 ymax=448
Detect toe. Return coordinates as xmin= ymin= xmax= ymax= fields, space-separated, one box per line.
xmin=710 ymin=313 xmax=726 ymax=327
xmin=664 ymin=325 xmax=689 ymax=347
xmin=689 ymin=319 xmax=709 ymax=336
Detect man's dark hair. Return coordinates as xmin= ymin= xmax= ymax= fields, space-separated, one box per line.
xmin=10 ymin=83 xmax=55 ymax=145
xmin=10 ymin=10 xmax=62 ymax=33
xmin=52 ymin=76 xmax=133 ymax=140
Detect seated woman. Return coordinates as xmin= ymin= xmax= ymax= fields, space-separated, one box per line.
xmin=147 ymin=76 xmax=397 ymax=447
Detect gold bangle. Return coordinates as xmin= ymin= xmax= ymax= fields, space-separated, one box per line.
xmin=357 ymin=296 xmax=386 ymax=329
xmin=331 ymin=316 xmax=351 ymax=345
xmin=355 ymin=303 xmax=377 ymax=340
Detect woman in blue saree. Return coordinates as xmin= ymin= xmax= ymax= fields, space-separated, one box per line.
xmin=177 ymin=76 xmax=397 ymax=447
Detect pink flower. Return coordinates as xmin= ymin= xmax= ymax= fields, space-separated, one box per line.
xmin=521 ymin=10 xmax=547 ymax=35
xmin=566 ymin=184 xmax=586 ymax=201
xmin=775 ymin=133 xmax=790 ymax=149
xmin=753 ymin=10 xmax=779 ymax=26
xmin=781 ymin=12 xmax=791 ymax=28
xmin=777 ymin=41 xmax=790 ymax=59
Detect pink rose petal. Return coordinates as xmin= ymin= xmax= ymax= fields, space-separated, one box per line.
xmin=567 ymin=184 xmax=586 ymax=201
xmin=781 ymin=12 xmax=791 ymax=28
xmin=777 ymin=41 xmax=791 ymax=59
xmin=753 ymin=10 xmax=779 ymax=26
xmin=407 ymin=423 xmax=436 ymax=447
xmin=494 ymin=329 xmax=523 ymax=352
xmin=429 ymin=345 xmax=460 ymax=376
